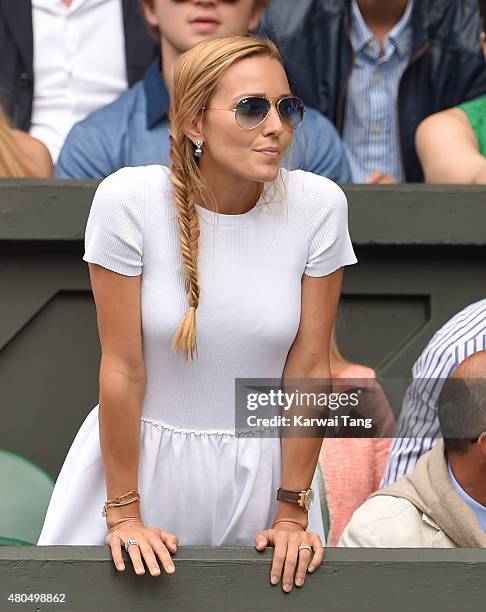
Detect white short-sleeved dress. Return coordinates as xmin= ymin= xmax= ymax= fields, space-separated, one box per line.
xmin=37 ymin=165 xmax=357 ymax=546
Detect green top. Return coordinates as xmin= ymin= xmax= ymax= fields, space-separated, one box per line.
xmin=458 ymin=96 xmax=486 ymax=157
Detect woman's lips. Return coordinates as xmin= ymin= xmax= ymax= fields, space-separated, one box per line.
xmin=256 ymin=149 xmax=281 ymax=158
xmin=189 ymin=19 xmax=220 ymax=34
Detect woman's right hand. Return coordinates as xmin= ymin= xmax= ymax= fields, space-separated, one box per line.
xmin=105 ymin=517 xmax=179 ymax=576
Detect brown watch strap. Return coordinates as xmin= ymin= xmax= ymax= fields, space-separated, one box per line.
xmin=276 ymin=488 xmax=301 ymax=505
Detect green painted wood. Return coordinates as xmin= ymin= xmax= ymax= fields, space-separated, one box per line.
xmin=1 ymin=182 xmax=486 ymax=245
xmin=1 ymin=547 xmax=485 ymax=612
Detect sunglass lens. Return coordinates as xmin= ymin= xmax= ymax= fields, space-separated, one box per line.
xmin=278 ymin=97 xmax=304 ymax=129
xmin=235 ymin=97 xmax=271 ymax=129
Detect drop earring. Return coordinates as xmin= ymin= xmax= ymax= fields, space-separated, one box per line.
xmin=194 ymin=140 xmax=204 ymax=158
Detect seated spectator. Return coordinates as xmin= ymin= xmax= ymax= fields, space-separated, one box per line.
xmin=416 ymin=96 xmax=486 ymax=184
xmin=260 ymin=0 xmax=486 ymax=182
xmin=54 ymin=0 xmax=350 ymax=182
xmin=382 ymin=299 xmax=486 ymax=486
xmin=339 ymin=351 xmax=486 ymax=548
xmin=0 ymin=0 xmax=157 ymax=162
xmin=0 ymin=105 xmax=52 ymax=177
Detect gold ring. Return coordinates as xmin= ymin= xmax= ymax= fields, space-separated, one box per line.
xmin=298 ymin=544 xmax=312 ymax=553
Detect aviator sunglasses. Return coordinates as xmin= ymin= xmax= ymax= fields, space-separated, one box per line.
xmin=204 ymin=96 xmax=305 ymax=130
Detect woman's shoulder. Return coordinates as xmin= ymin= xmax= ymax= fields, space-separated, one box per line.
xmin=89 ymin=165 xmax=174 ymax=228
xmin=93 ymin=165 xmax=173 ymax=213
xmin=282 ymin=168 xmax=348 ymax=212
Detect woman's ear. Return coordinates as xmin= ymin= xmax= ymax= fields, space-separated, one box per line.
xmin=183 ymin=111 xmax=205 ymax=147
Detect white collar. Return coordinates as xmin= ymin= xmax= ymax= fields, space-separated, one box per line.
xmin=31 ymin=0 xmax=100 ymax=15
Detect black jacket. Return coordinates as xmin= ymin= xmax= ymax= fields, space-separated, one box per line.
xmin=0 ymin=0 xmax=158 ymax=131
xmin=260 ymin=0 xmax=486 ymax=181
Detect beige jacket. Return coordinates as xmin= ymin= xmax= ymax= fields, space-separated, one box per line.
xmin=338 ymin=494 xmax=458 ymax=547
xmin=339 ymin=441 xmax=486 ymax=548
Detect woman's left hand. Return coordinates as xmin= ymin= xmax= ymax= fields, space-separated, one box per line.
xmin=255 ymin=521 xmax=324 ymax=592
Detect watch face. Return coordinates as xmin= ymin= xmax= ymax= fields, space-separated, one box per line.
xmin=304 ymin=489 xmax=314 ymax=511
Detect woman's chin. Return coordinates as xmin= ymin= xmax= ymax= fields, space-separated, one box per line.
xmin=249 ymin=164 xmax=281 ymax=183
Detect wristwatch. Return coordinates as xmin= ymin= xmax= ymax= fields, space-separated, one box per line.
xmin=276 ymin=487 xmax=314 ymax=511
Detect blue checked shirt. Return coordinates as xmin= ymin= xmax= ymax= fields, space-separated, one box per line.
xmin=343 ymin=0 xmax=414 ymax=183
xmin=381 ymin=299 xmax=486 ymax=486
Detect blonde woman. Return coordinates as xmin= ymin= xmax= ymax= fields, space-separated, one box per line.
xmin=0 ymin=106 xmax=52 ymax=178
xmin=38 ymin=36 xmax=356 ymax=592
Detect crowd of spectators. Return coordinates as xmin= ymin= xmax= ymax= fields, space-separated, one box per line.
xmin=1 ymin=0 xmax=485 ymax=549
xmin=1 ymin=0 xmax=486 ymax=184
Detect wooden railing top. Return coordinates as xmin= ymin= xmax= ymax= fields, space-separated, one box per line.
xmin=1 ymin=180 xmax=485 ymax=245
xmin=1 ymin=546 xmax=485 ymax=612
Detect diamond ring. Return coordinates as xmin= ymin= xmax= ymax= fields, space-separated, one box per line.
xmin=298 ymin=544 xmax=312 ymax=553
xmin=124 ymin=539 xmax=139 ymax=552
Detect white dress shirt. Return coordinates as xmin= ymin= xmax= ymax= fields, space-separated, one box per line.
xmin=30 ymin=0 xmax=128 ymax=162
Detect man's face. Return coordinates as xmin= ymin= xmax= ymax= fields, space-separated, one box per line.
xmin=143 ymin=0 xmax=262 ymax=54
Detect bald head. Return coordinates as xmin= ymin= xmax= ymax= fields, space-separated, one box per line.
xmin=438 ymin=351 xmax=486 ymax=454
xmin=452 ymin=350 xmax=486 ymax=379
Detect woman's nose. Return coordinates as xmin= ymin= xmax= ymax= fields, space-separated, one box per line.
xmin=261 ymin=103 xmax=284 ymax=134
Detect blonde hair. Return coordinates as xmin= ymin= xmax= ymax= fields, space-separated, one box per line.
xmin=169 ymin=35 xmax=284 ymax=360
xmin=0 ymin=106 xmax=31 ymax=177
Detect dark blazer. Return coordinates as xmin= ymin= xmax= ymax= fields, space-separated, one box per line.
xmin=0 ymin=0 xmax=158 ymax=131
xmin=260 ymin=0 xmax=486 ymax=181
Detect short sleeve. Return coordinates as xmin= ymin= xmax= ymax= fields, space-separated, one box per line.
xmin=304 ymin=175 xmax=357 ymax=277
xmin=83 ymin=168 xmax=145 ymax=276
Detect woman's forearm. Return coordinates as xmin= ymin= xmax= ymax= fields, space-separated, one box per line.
xmin=274 ymin=364 xmax=331 ymax=526
xmin=98 ymin=359 xmax=146 ymax=524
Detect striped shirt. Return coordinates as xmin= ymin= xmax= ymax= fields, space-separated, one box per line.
xmin=381 ymin=299 xmax=486 ymax=486
xmin=343 ymin=0 xmax=413 ymax=183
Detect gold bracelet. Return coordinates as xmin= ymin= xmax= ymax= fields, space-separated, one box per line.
xmin=272 ymin=518 xmax=307 ymax=531
xmin=102 ymin=496 xmax=140 ymax=517
xmin=102 ymin=491 xmax=140 ymax=517
xmin=105 ymin=490 xmax=139 ymax=504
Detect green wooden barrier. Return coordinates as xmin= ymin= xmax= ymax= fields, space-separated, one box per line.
xmin=1 ymin=546 xmax=485 ymax=612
